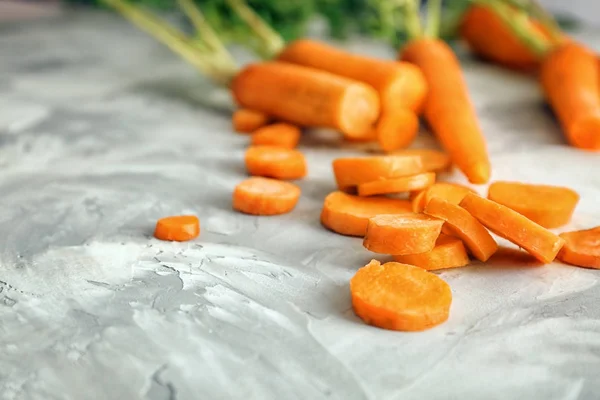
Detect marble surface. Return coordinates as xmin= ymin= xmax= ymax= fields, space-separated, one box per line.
xmin=2 ymin=11 xmax=600 ymax=400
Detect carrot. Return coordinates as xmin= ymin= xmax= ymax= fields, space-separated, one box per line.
xmin=393 ymin=234 xmax=470 ymax=271
xmin=460 ymin=193 xmax=565 ymax=263
xmin=488 ymin=181 xmax=579 ymax=228
xmin=320 ymin=191 xmax=412 ymax=237
xmin=232 ymin=61 xmax=380 ymax=139
xmin=154 ymin=215 xmax=200 ymax=242
xmin=250 ymin=123 xmax=301 ymax=149
xmin=278 ymin=39 xmax=428 ymax=113
xmin=557 ymin=227 xmax=600 ymax=269
xmin=232 ymin=108 xmax=270 ymax=133
xmin=424 ymin=197 xmax=498 ymax=262
xmin=396 ymin=148 xmax=451 ymax=172
xmin=350 ymin=260 xmax=452 ymax=331
xmin=411 ymin=182 xmax=476 ymax=213
xmin=245 ymin=145 xmax=307 ymax=180
xmin=233 ymin=177 xmax=300 ymax=215
xmin=357 ymin=172 xmax=435 ymax=197
xmin=363 ymin=213 xmax=443 ymax=255
xmin=376 ymin=109 xmax=420 ymax=153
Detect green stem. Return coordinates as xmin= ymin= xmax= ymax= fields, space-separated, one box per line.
xmin=425 ymin=0 xmax=442 ymax=38
xmin=176 ymin=0 xmax=231 ymax=58
xmin=528 ymin=0 xmax=563 ymax=44
xmin=403 ymin=0 xmax=423 ymax=39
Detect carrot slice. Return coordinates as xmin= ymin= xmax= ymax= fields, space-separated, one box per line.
xmin=154 ymin=215 xmax=200 ymax=242
xmin=350 ymin=260 xmax=452 ymax=331
xmin=396 ymin=149 xmax=451 ymax=172
xmin=557 ymin=227 xmax=600 ymax=269
xmin=233 ymin=177 xmax=300 ymax=216
xmin=357 ymin=172 xmax=435 ymax=197
xmin=363 ymin=213 xmax=443 ymax=255
xmin=320 ymin=191 xmax=412 ymax=237
xmin=393 ymin=234 xmax=470 ymax=270
xmin=376 ymin=109 xmax=419 ymax=153
xmin=411 ymin=182 xmax=476 ymax=213
xmin=487 ymin=181 xmax=579 ymax=229
xmin=232 ymin=109 xmax=270 ymax=133
xmin=245 ymin=145 xmax=307 ymax=180
xmin=460 ymin=193 xmax=565 ymax=263
xmin=250 ymin=123 xmax=301 ymax=149
xmin=424 ymin=197 xmax=498 ymax=262
xmin=332 ymin=155 xmax=423 ymax=190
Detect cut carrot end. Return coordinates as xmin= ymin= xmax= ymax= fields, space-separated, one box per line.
xmin=570 ymin=113 xmax=600 ymax=150
xmin=233 ymin=177 xmax=301 ymax=216
xmin=245 ymin=145 xmax=307 ymax=180
xmin=154 ymin=215 xmax=200 ymax=242
xmin=558 ymin=227 xmax=600 ymax=269
xmin=393 ymin=234 xmax=470 ymax=271
xmin=232 ymin=109 xmax=270 ymax=133
xmin=250 ymin=123 xmax=301 ymax=149
xmin=376 ymin=109 xmax=419 ymax=153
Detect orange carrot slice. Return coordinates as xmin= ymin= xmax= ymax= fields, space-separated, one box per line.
xmin=411 ymin=182 xmax=476 ymax=213
xmin=154 ymin=215 xmax=200 ymax=242
xmin=232 ymin=109 xmax=270 ymax=133
xmin=357 ymin=172 xmax=435 ymax=197
xmin=396 ymin=149 xmax=451 ymax=172
xmin=557 ymin=227 xmax=600 ymax=269
xmin=332 ymin=155 xmax=423 ymax=190
xmin=376 ymin=109 xmax=419 ymax=153
xmin=251 ymin=123 xmax=301 ymax=149
xmin=233 ymin=177 xmax=300 ymax=215
xmin=245 ymin=145 xmax=307 ymax=180
xmin=393 ymin=234 xmax=470 ymax=270
xmin=350 ymin=260 xmax=452 ymax=331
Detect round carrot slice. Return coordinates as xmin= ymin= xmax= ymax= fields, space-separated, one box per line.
xmin=332 ymin=155 xmax=423 ymax=190
xmin=363 ymin=213 xmax=444 ymax=255
xmin=232 ymin=109 xmax=269 ymax=133
xmin=245 ymin=145 xmax=307 ymax=180
xmin=558 ymin=227 xmax=600 ymax=269
xmin=395 ymin=149 xmax=451 ymax=172
xmin=154 ymin=215 xmax=200 ymax=242
xmin=411 ymin=182 xmax=476 ymax=213
xmin=357 ymin=172 xmax=435 ymax=197
xmin=376 ymin=109 xmax=419 ymax=153
xmin=350 ymin=260 xmax=452 ymax=331
xmin=393 ymin=234 xmax=470 ymax=270
xmin=250 ymin=123 xmax=301 ymax=149
xmin=233 ymin=177 xmax=301 ymax=216
xmin=488 ymin=181 xmax=580 ymax=229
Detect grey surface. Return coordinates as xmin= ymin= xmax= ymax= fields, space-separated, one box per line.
xmin=2 ymin=11 xmax=600 ymax=400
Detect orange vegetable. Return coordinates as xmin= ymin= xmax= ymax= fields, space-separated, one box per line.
xmin=320 ymin=191 xmax=412 ymax=237
xmin=363 ymin=213 xmax=444 ymax=255
xmin=332 ymin=155 xmax=423 ymax=191
xmin=558 ymin=227 xmax=600 ymax=269
xmin=154 ymin=215 xmax=200 ymax=242
xmin=393 ymin=234 xmax=470 ymax=270
xmin=233 ymin=177 xmax=300 ymax=215
xmin=376 ymin=109 xmax=420 ymax=153
xmin=460 ymin=193 xmax=565 ymax=263
xmin=245 ymin=145 xmax=307 ymax=180
xmin=350 ymin=260 xmax=452 ymax=331
xmin=488 ymin=181 xmax=579 ymax=228
xmin=357 ymin=172 xmax=435 ymax=197
xmin=411 ymin=182 xmax=476 ymax=213
xmin=396 ymin=149 xmax=451 ymax=172
xmin=250 ymin=123 xmax=301 ymax=149
xmin=232 ymin=109 xmax=270 ymax=133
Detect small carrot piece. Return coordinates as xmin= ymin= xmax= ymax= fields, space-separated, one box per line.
xmin=233 ymin=177 xmax=300 ymax=216
xmin=424 ymin=197 xmax=498 ymax=262
xmin=332 ymin=155 xmax=423 ymax=191
xmin=350 ymin=260 xmax=452 ymax=331
xmin=557 ymin=227 xmax=600 ymax=269
xmin=232 ymin=109 xmax=270 ymax=133
xmin=460 ymin=193 xmax=565 ymax=263
xmin=154 ymin=215 xmax=200 ymax=242
xmin=488 ymin=181 xmax=579 ymax=228
xmin=411 ymin=182 xmax=476 ymax=213
xmin=395 ymin=149 xmax=451 ymax=172
xmin=393 ymin=234 xmax=470 ymax=271
xmin=320 ymin=191 xmax=412 ymax=237
xmin=376 ymin=109 xmax=420 ymax=153
xmin=363 ymin=213 xmax=443 ymax=255
xmin=245 ymin=145 xmax=307 ymax=180
xmin=250 ymin=123 xmax=301 ymax=149
xmin=357 ymin=172 xmax=435 ymax=197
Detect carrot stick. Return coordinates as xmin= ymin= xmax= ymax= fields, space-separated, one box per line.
xmin=350 ymin=259 xmax=452 ymax=331
xmin=233 ymin=177 xmax=301 ymax=215
xmin=395 ymin=149 xmax=451 ymax=172
xmin=557 ymin=227 xmax=600 ymax=269
xmin=357 ymin=172 xmax=435 ymax=197
xmin=393 ymin=234 xmax=470 ymax=270
xmin=460 ymin=193 xmax=565 ymax=263
xmin=376 ymin=109 xmax=420 ymax=153
xmin=320 ymin=191 xmax=412 ymax=237
xmin=411 ymin=182 xmax=476 ymax=213
xmin=233 ymin=109 xmax=270 ymax=133
xmin=488 ymin=181 xmax=579 ymax=228
xmin=332 ymin=155 xmax=424 ymax=191
xmin=154 ymin=215 xmax=200 ymax=241
xmin=232 ymin=61 xmax=380 ymax=139
xmin=363 ymin=213 xmax=444 ymax=255
xmin=250 ymin=123 xmax=301 ymax=149
xmin=424 ymin=197 xmax=498 ymax=261
xmin=245 ymin=145 xmax=307 ymax=180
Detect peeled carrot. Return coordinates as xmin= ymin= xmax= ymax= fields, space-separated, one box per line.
xmin=396 ymin=149 xmax=451 ymax=172
xmin=424 ymin=197 xmax=498 ymax=262
xmin=232 ymin=109 xmax=270 ymax=133
xmin=332 ymin=155 xmax=423 ymax=191
xmin=460 ymin=193 xmax=564 ymax=263
xmin=357 ymin=172 xmax=435 ymax=197
xmin=350 ymin=260 xmax=452 ymax=331
xmin=233 ymin=177 xmax=300 ymax=215
xmin=232 ymin=61 xmax=380 ymax=139
xmin=557 ymin=227 xmax=600 ymax=269
xmin=363 ymin=213 xmax=443 ymax=255
xmin=320 ymin=191 xmax=412 ymax=237
xmin=488 ymin=181 xmax=579 ymax=228
xmin=376 ymin=109 xmax=420 ymax=153
xmin=250 ymin=123 xmax=301 ymax=149
xmin=393 ymin=234 xmax=470 ymax=271
xmin=245 ymin=145 xmax=306 ymax=180
xmin=154 ymin=215 xmax=200 ymax=242
xmin=411 ymin=182 xmax=476 ymax=213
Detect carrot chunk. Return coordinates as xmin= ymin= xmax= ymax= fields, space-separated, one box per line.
xmin=376 ymin=109 xmax=419 ymax=153
xmin=154 ymin=215 xmax=200 ymax=242
xmin=357 ymin=172 xmax=435 ymax=197
xmin=395 ymin=149 xmax=451 ymax=172
xmin=460 ymin=193 xmax=565 ymax=263
xmin=233 ymin=177 xmax=300 ymax=216
xmin=250 ymin=123 xmax=301 ymax=149
xmin=232 ymin=109 xmax=270 ymax=133
xmin=350 ymin=260 xmax=452 ymax=331
xmin=393 ymin=234 xmax=470 ymax=270
xmin=332 ymin=155 xmax=423 ymax=191
xmin=558 ymin=227 xmax=600 ymax=269
xmin=245 ymin=145 xmax=307 ymax=180
xmin=411 ymin=182 xmax=476 ymax=213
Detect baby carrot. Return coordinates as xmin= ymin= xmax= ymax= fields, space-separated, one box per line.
xmin=411 ymin=182 xmax=476 ymax=213
xmin=250 ymin=123 xmax=301 ymax=149
xmin=357 ymin=172 xmax=435 ymax=197
xmin=393 ymin=234 xmax=470 ymax=271
xmin=350 ymin=260 xmax=452 ymax=331
xmin=245 ymin=145 xmax=307 ymax=180
xmin=376 ymin=109 xmax=420 ymax=153
xmin=154 ymin=215 xmax=200 ymax=242
xmin=395 ymin=149 xmax=451 ymax=172
xmin=557 ymin=227 xmax=600 ymax=269
xmin=232 ymin=109 xmax=270 ymax=133
xmin=332 ymin=155 xmax=423 ymax=191
xmin=233 ymin=177 xmax=300 ymax=216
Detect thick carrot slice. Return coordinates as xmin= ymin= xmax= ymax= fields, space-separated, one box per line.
xmin=558 ymin=227 xmax=600 ymax=269
xmin=411 ymin=182 xmax=476 ymax=213
xmin=488 ymin=181 xmax=579 ymax=228
xmin=154 ymin=215 xmax=200 ymax=242
xmin=424 ymin=197 xmax=498 ymax=262
xmin=460 ymin=193 xmax=565 ymax=263
xmin=357 ymin=172 xmax=435 ymax=197
xmin=250 ymin=123 xmax=301 ymax=149
xmin=332 ymin=155 xmax=423 ymax=191
xmin=233 ymin=177 xmax=300 ymax=216
xmin=320 ymin=191 xmax=412 ymax=237
xmin=232 ymin=109 xmax=270 ymax=133
xmin=396 ymin=149 xmax=451 ymax=172
xmin=350 ymin=260 xmax=452 ymax=331
xmin=376 ymin=109 xmax=419 ymax=153
xmin=245 ymin=145 xmax=307 ymax=180
xmin=363 ymin=213 xmax=443 ymax=255
xmin=393 ymin=234 xmax=470 ymax=270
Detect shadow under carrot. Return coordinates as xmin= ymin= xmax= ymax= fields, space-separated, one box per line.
xmin=485 ymin=246 xmax=544 ymax=268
